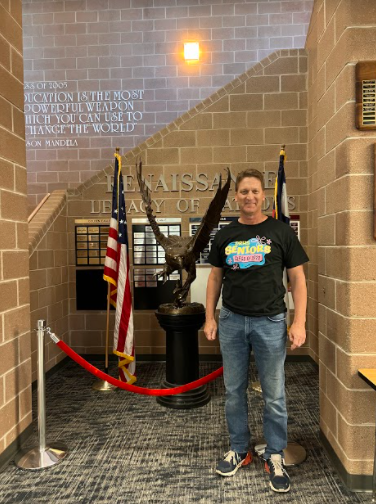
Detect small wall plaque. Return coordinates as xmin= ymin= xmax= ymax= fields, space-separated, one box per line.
xmin=356 ymin=62 xmax=376 ymax=130
xmin=74 ymin=220 xmax=109 ymax=266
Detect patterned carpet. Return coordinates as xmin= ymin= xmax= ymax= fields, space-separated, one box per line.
xmin=0 ymin=360 xmax=370 ymax=503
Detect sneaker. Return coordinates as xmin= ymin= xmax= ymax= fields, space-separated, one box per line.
xmin=216 ymin=450 xmax=252 ymax=477
xmin=264 ymin=454 xmax=290 ymax=493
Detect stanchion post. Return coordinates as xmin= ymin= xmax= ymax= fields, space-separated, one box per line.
xmin=37 ymin=319 xmax=46 ymax=452
xmin=14 ymin=320 xmax=68 ymax=470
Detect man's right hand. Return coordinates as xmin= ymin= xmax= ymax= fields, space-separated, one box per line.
xmin=204 ymin=319 xmax=217 ymax=341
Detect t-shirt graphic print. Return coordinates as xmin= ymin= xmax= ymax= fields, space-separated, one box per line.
xmin=225 ymin=236 xmax=272 ymax=269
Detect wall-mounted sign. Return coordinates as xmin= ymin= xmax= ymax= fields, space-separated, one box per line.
xmin=356 ymin=62 xmax=376 ymax=130
xmin=89 ymin=171 xmax=296 ymax=216
xmin=24 ymin=82 xmax=145 ymax=147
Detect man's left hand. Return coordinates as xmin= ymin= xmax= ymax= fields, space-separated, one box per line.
xmin=288 ymin=323 xmax=306 ymax=351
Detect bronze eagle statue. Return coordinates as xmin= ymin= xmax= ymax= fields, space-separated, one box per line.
xmin=136 ymin=161 xmax=231 ymax=308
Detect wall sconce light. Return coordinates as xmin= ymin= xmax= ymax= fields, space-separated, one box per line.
xmin=184 ymin=42 xmax=199 ymax=62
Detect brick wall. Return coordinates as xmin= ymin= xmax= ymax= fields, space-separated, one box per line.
xmin=67 ymin=49 xmax=308 ymax=358
xmin=0 ymin=0 xmax=32 ymax=458
xmin=307 ymin=0 xmax=376 ymax=479
xmin=22 ymin=0 xmax=313 ymax=210
xmin=28 ymin=191 xmax=69 ymax=381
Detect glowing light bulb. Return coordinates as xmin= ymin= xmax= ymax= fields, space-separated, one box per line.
xmin=184 ymin=42 xmax=199 ymax=61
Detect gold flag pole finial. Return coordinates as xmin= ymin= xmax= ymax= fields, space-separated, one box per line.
xmin=280 ymin=144 xmax=286 ymax=156
xmin=116 ymin=147 xmax=120 ymax=153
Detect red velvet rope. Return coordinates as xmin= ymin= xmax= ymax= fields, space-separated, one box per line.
xmin=56 ymin=340 xmax=223 ymax=396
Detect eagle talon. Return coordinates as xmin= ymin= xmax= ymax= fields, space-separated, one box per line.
xmin=173 ymin=284 xmax=182 ymax=296
xmin=173 ymin=293 xmax=185 ymax=308
xmin=154 ymin=270 xmax=165 ymax=282
xmin=172 ymin=287 xmax=189 ymax=307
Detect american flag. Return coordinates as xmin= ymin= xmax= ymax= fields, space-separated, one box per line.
xmin=103 ymin=152 xmax=135 ymax=384
xmin=272 ymin=146 xmax=290 ymax=225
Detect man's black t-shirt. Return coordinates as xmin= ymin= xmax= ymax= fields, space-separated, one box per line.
xmin=208 ymin=216 xmax=309 ymax=317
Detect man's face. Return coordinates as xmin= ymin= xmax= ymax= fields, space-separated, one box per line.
xmin=235 ymin=177 xmax=265 ymax=218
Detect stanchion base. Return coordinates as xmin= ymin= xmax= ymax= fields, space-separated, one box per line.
xmin=284 ymin=441 xmax=307 ymax=466
xmin=92 ymin=379 xmax=117 ymax=391
xmin=15 ymin=443 xmax=68 ymax=470
xmin=156 ymin=381 xmax=210 ymax=409
xmin=254 ymin=441 xmax=307 ymax=466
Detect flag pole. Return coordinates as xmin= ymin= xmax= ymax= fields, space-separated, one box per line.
xmin=92 ymin=151 xmax=120 ymax=392
xmin=104 ymin=281 xmax=111 ymax=373
xmin=254 ymin=144 xmax=307 ymax=466
xmin=252 ymin=144 xmax=286 ymax=395
xmin=92 ymin=284 xmax=115 ymax=390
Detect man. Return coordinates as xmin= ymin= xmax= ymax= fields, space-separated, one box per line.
xmin=204 ymin=168 xmax=308 ymax=493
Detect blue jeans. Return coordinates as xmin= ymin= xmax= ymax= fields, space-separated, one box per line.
xmin=218 ymin=306 xmax=288 ymax=459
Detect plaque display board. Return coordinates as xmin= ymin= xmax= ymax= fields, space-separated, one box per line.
xmin=75 ymin=219 xmax=110 ymax=266
xmin=74 ymin=218 xmax=184 ymax=310
xmin=356 ymin=62 xmax=376 ymax=130
xmin=289 ymin=215 xmax=300 ymax=240
xmin=74 ymin=219 xmax=110 ymax=310
xmin=189 ymin=217 xmax=238 ymax=265
xmin=133 ymin=268 xmax=181 ymax=310
xmin=134 ymin=268 xmax=180 ymax=288
xmin=131 ymin=217 xmax=182 ymax=310
xmin=132 ymin=223 xmax=181 ymax=265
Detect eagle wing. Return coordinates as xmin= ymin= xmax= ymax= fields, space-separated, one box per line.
xmin=189 ymin=168 xmax=232 ymax=258
xmin=136 ymin=160 xmax=169 ymax=249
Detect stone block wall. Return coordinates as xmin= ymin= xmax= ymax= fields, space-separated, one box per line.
xmin=0 ymin=0 xmax=32 ymax=459
xmin=28 ymin=191 xmax=69 ymax=381
xmin=306 ymin=0 xmax=376 ymax=480
xmin=67 ymin=49 xmax=309 ymax=358
xmin=22 ymin=0 xmax=313 ymax=210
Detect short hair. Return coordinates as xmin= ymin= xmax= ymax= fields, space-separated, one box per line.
xmin=235 ymin=169 xmax=265 ymax=192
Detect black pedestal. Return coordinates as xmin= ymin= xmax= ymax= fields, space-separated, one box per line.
xmin=155 ymin=305 xmax=210 ymax=409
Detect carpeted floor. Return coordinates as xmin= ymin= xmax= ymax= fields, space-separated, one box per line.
xmin=0 ymin=360 xmax=371 ymax=503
